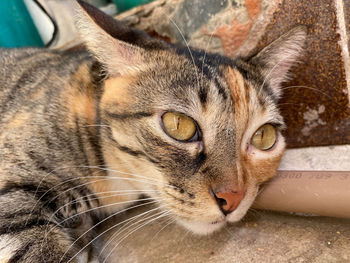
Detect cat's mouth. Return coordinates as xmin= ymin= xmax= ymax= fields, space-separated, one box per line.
xmin=169 ymin=187 xmax=259 ymax=235
xmin=210 ymin=218 xmax=226 ymax=224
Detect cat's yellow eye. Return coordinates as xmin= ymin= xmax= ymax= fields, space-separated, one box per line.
xmin=162 ymin=112 xmax=197 ymax=141
xmin=250 ymin=124 xmax=277 ymax=150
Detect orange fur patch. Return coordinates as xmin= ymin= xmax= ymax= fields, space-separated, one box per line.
xmin=225 ymin=67 xmax=250 ymax=138
xmin=101 ymin=76 xmax=135 ymax=109
xmin=243 ymin=153 xmax=283 ymax=183
xmin=87 ymin=150 xmax=145 ymax=209
xmin=67 ymin=64 xmax=97 ymax=125
xmin=7 ymin=113 xmax=30 ymax=129
xmin=72 ymin=94 xmax=96 ymax=125
xmin=71 ymin=93 xmax=96 ymax=125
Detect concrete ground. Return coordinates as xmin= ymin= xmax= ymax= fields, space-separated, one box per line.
xmin=98 ymin=204 xmax=350 ymax=263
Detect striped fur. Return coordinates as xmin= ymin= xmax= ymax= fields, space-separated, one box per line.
xmin=0 ymin=1 xmax=305 ymax=262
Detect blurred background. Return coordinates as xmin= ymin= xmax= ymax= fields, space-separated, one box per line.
xmin=0 ymin=0 xmax=154 ymax=48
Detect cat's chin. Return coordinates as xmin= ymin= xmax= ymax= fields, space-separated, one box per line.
xmin=177 ymin=219 xmax=226 ymax=235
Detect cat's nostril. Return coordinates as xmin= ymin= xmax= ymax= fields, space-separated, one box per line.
xmin=214 ymin=190 xmax=245 ymax=215
xmin=215 ymin=196 xmax=227 ymax=208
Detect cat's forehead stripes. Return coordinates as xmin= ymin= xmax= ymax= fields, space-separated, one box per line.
xmin=225 ymin=67 xmax=251 ymax=126
xmin=175 ymin=48 xmax=276 ymax=111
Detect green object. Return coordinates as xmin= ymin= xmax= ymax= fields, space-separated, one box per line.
xmin=0 ymin=0 xmax=43 ymax=47
xmin=113 ymin=0 xmax=154 ymax=12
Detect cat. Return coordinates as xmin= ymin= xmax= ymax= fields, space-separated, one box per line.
xmin=0 ymin=0 xmax=305 ymax=262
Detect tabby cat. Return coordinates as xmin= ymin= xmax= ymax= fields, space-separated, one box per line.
xmin=0 ymin=1 xmax=305 ymax=262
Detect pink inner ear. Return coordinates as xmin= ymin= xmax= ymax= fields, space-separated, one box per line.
xmin=119 ymin=45 xmax=135 ymax=62
xmin=251 ymin=27 xmax=306 ymax=91
xmin=266 ymin=50 xmax=303 ymax=89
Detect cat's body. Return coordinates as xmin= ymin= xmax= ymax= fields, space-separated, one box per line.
xmin=0 ymin=48 xmax=104 ymax=262
xmin=0 ymin=1 xmax=305 ymax=262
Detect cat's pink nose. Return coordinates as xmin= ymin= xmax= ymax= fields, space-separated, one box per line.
xmin=214 ymin=190 xmax=245 ymax=215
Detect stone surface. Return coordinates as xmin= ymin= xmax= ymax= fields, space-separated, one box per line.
xmin=97 ymin=205 xmax=350 ymax=263
xmin=116 ymin=0 xmax=350 ymax=148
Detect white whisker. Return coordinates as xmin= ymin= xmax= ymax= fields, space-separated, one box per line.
xmin=43 ymin=196 xmax=159 ymax=252
xmin=159 ymin=10 xmax=200 ymax=91
xmin=27 ymin=164 xmax=177 ymax=227
xmin=34 ymin=175 xmax=163 ymax=220
xmin=64 ymin=204 xmax=166 ymax=263
xmin=201 ymin=25 xmax=219 ymax=86
xmin=60 ymin=197 xmax=156 ymax=226
xmin=91 ymin=166 xmax=170 ymax=186
xmin=259 ymin=60 xmax=285 ymax=94
xmin=280 ymin=85 xmax=334 ymax=101
xmin=50 ymin=189 xmax=160 ymax=221
xmin=102 ymin=211 xmax=171 ymax=263
xmin=99 ymin=209 xmax=168 ymax=257
xmin=150 ymin=217 xmax=176 ymax=243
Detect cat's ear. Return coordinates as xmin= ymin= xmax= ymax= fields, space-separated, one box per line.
xmin=249 ymin=26 xmax=306 ymax=94
xmin=75 ymin=0 xmax=145 ymax=76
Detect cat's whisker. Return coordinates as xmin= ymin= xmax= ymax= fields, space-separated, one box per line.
xmin=280 ymin=85 xmax=342 ymax=106
xmin=99 ymin=209 xmax=169 ymax=257
xmin=180 ymin=228 xmax=192 ymax=242
xmin=52 ymin=176 xmax=159 ymax=199
xmin=54 ymin=201 xmax=160 ymax=262
xmin=72 ymin=164 xmax=176 ymax=189
xmin=149 ymin=217 xmax=176 ymax=243
xmin=91 ymin=166 xmax=172 ymax=187
xmin=49 ymin=189 xmax=160 ymax=222
xmin=160 ymin=10 xmax=201 ymax=91
xmin=25 ymin=165 xmax=91 ymax=227
xmin=27 ymin=169 xmax=172 ymax=228
xmin=26 ymin=147 xmax=172 ymax=227
xmin=259 ymin=63 xmax=281 ymax=94
xmin=42 ymin=196 xmax=162 ymax=249
xmin=24 ymin=165 xmax=129 ymax=227
xmin=201 ymin=25 xmax=219 ymax=87
xmin=34 ymin=175 xmax=163 ymax=217
xmin=281 ymin=85 xmax=329 ymax=95
xmin=259 ymin=54 xmax=295 ymax=94
xmin=43 ymin=197 xmax=159 ymax=252
xmin=60 ymin=197 xmax=158 ymax=227
xmin=102 ymin=211 xmax=171 ymax=263
xmin=63 ymin=204 xmax=167 ymax=263
xmin=30 ymin=164 xmax=169 ymax=217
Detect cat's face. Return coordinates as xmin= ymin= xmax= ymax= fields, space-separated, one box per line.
xmin=76 ymin=1 xmax=305 ymax=234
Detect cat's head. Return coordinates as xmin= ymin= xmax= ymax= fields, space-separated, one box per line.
xmin=76 ymin=1 xmax=305 ymax=234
